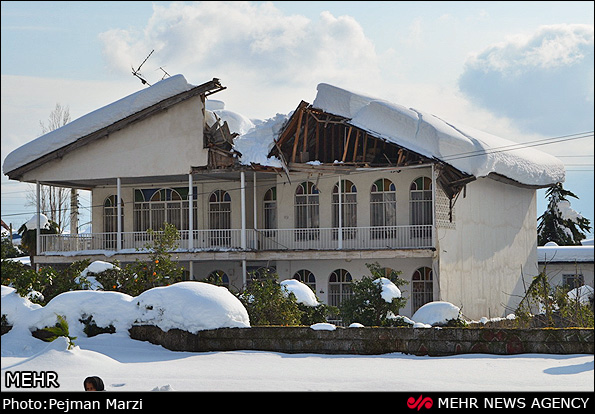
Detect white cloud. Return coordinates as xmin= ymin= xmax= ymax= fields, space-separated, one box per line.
xmin=458 ymin=24 xmax=594 ymax=136
xmin=98 ymin=1 xmax=380 ymax=118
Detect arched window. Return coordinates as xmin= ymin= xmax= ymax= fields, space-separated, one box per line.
xmin=209 ymin=190 xmax=231 ymax=245
xmin=410 ymin=177 xmax=432 ymax=225
xmin=295 ymin=181 xmax=319 ymax=240
xmin=328 ymin=269 xmax=352 ymax=307
xmin=104 ymin=195 xmax=124 ymax=233
xmin=294 ymin=269 xmax=316 ymax=293
xmin=332 ymin=180 xmax=357 ymax=239
xmin=206 ymin=270 xmax=230 ymax=288
xmin=133 ymin=187 xmax=196 ymax=232
xmin=410 ymin=177 xmax=433 ymax=240
xmin=150 ymin=188 xmax=182 ymax=231
xmin=412 ymin=267 xmax=433 ymax=313
xmin=103 ymin=195 xmax=124 ymax=249
xmin=263 ymin=187 xmax=277 ymax=233
xmin=370 ymin=178 xmax=397 ymax=238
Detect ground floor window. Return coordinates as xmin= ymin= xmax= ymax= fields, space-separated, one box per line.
xmin=412 ymin=267 xmax=433 ymax=313
xmin=205 ymin=270 xmax=230 ymax=288
xmin=328 ymin=269 xmax=353 ymax=308
xmin=563 ymin=273 xmax=584 ymax=290
xmin=293 ymin=269 xmax=316 ymax=293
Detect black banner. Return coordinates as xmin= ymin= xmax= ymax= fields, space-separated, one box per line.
xmin=1 ymin=391 xmax=593 ymax=412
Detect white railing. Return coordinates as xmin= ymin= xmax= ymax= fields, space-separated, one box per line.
xmin=39 ymin=225 xmax=433 ymax=254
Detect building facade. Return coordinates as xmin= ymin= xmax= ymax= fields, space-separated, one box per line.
xmin=3 ymin=76 xmax=565 ymax=319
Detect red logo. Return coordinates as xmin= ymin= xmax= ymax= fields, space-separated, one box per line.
xmin=407 ymin=395 xmax=433 ymax=410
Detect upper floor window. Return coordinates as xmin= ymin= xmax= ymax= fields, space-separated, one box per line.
xmin=332 ymin=180 xmax=357 ymax=239
xmin=410 ymin=177 xmax=432 ymax=226
xmin=209 ymin=189 xmax=231 ymax=229
xmin=103 ymin=195 xmax=124 ymax=234
xmin=263 ymin=187 xmax=277 ymax=231
xmin=134 ymin=187 xmax=196 ymax=232
xmin=295 ymin=181 xmax=319 ymax=240
xmin=103 ymin=195 xmax=124 ymax=249
xmin=370 ymin=178 xmax=397 ymax=238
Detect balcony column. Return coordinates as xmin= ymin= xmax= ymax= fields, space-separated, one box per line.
xmin=431 ymin=164 xmax=436 ymax=248
xmin=188 ymin=173 xmax=194 ymax=280
xmin=241 ymin=171 xmax=247 ymax=288
xmin=117 ymin=177 xmax=122 ymax=251
xmin=241 ymin=170 xmax=246 ymax=250
xmin=36 ymin=181 xmax=40 ymax=263
xmin=338 ymin=176 xmax=343 ymax=249
xmin=253 ymin=173 xmax=257 ymax=249
xmin=188 ymin=173 xmax=194 ymax=250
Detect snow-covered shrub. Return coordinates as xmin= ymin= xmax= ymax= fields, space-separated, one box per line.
xmin=280 ymin=279 xmax=335 ymax=325
xmin=411 ymin=301 xmax=464 ymax=327
xmin=515 ymin=270 xmax=594 ymax=327
xmin=339 ymin=263 xmax=408 ymax=326
xmin=239 ymin=270 xmax=301 ymax=326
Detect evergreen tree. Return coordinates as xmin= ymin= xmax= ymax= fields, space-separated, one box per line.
xmin=537 ymin=183 xmax=591 ymax=246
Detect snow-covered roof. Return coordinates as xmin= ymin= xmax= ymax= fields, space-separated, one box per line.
xmin=538 ymin=242 xmax=594 ymax=263
xmin=312 ymin=83 xmax=566 ymax=187
xmin=3 ymin=75 xmax=219 ymax=176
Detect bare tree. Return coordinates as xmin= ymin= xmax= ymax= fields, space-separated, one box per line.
xmin=26 ymin=103 xmax=75 ymax=233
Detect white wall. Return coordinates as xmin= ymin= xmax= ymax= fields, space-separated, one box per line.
xmin=21 ymin=96 xmax=208 ymax=182
xmin=436 ymin=177 xmax=538 ymax=319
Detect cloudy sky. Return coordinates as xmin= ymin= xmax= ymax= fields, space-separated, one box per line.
xmin=1 ymin=1 xmax=593 ymax=238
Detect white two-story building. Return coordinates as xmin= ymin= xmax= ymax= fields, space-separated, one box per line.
xmin=3 ymin=75 xmax=565 ymax=319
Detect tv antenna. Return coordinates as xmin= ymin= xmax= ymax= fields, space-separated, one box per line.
xmin=158 ymin=66 xmax=171 ymax=80
xmin=132 ymin=49 xmax=154 ymax=86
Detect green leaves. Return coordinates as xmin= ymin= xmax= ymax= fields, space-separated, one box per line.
xmin=41 ymin=314 xmax=77 ymax=349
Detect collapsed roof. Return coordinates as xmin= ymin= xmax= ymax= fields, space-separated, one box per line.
xmin=266 ymin=84 xmax=565 ymax=190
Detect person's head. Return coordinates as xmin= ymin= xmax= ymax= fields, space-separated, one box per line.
xmin=84 ymin=376 xmax=105 ymax=391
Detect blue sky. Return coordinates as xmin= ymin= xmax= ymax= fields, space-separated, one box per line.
xmin=1 ymin=1 xmax=593 ymax=238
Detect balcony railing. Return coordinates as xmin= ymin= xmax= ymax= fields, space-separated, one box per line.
xmin=39 ymin=225 xmax=434 ymax=254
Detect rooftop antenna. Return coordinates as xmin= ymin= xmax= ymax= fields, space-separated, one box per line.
xmin=158 ymin=66 xmax=171 ymax=80
xmin=132 ymin=49 xmax=154 ymax=86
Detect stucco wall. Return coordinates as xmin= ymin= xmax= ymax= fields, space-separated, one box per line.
xmin=21 ymin=96 xmax=208 ymax=183
xmin=436 ymin=177 xmax=538 ymax=319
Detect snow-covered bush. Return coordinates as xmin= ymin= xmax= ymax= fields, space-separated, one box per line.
xmin=338 ymin=263 xmax=408 ymax=326
xmin=515 ymin=270 xmax=594 ymax=327
xmin=411 ymin=301 xmax=464 ymax=327
xmin=239 ymin=270 xmax=302 ymax=325
xmin=280 ymin=279 xmax=334 ymax=325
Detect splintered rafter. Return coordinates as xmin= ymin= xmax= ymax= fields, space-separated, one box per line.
xmin=273 ymin=102 xmax=431 ymax=168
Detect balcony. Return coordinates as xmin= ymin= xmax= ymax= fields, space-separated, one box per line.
xmin=39 ymin=225 xmax=434 ymax=255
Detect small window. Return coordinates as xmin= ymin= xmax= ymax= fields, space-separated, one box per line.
xmin=563 ymin=273 xmax=584 ymax=290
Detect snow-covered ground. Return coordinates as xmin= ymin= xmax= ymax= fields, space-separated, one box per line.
xmin=2 ymin=282 xmax=593 ymax=392
xmin=2 ymin=332 xmax=593 ymax=392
